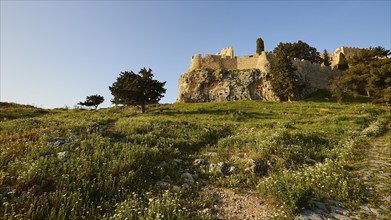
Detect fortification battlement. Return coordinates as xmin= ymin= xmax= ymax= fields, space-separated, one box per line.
xmin=339 ymin=46 xmax=361 ymax=50
xmin=189 ymin=48 xmax=273 ymax=72
xmin=189 ymin=46 xmax=363 ymax=72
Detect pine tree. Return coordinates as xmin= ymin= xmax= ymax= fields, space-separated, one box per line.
xmin=323 ymin=49 xmax=331 ymax=66
xmin=256 ymin=37 xmax=265 ymax=55
xmin=336 ymin=47 xmax=391 ymax=102
xmin=78 ymin=95 xmax=104 ymax=110
xmin=270 ymin=43 xmax=298 ymax=101
xmin=337 ymin=53 xmax=348 ymax=70
xmin=109 ymin=68 xmax=166 ymax=113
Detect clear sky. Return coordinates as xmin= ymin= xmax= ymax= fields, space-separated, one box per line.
xmin=1 ymin=0 xmax=390 ymax=108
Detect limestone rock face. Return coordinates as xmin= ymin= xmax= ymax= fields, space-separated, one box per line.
xmin=176 ymin=69 xmax=279 ymax=103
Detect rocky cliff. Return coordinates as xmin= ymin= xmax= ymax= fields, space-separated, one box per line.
xmin=177 ymin=69 xmax=279 ymax=103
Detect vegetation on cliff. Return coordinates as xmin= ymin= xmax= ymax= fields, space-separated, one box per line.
xmin=323 ymin=49 xmax=331 ymax=67
xmin=256 ymin=37 xmax=265 ymax=55
xmin=269 ymin=40 xmax=325 ymax=101
xmin=270 ymin=43 xmax=298 ymax=101
xmin=332 ymin=47 xmax=391 ymax=103
xmin=276 ymin=40 xmax=323 ymax=64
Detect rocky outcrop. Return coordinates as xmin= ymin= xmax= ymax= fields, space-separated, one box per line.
xmin=177 ymin=69 xmax=279 ymax=103
xmin=176 ymin=61 xmax=339 ymax=103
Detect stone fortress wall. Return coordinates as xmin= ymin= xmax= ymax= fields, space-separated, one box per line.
xmin=189 ymin=46 xmax=363 ymax=72
xmin=190 ymin=47 xmax=268 ymax=72
xmin=330 ymin=47 xmax=362 ymax=67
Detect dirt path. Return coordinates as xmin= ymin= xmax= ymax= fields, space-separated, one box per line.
xmin=199 ymin=124 xmax=391 ymax=220
xmin=296 ymin=123 xmax=391 ymax=220
xmin=200 ymin=185 xmax=275 ymax=219
xmin=350 ymin=124 xmax=391 ymax=219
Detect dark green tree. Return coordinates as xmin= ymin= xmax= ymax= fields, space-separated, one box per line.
xmin=337 ymin=53 xmax=349 ymax=70
xmin=78 ymin=94 xmax=104 ymax=109
xmin=278 ymin=40 xmax=323 ymax=63
xmin=366 ymin=58 xmax=391 ymax=102
xmin=329 ymin=75 xmax=346 ymax=103
xmin=349 ymin=46 xmax=390 ymax=65
xmin=323 ymin=49 xmax=331 ymax=66
xmin=256 ymin=37 xmax=265 ymax=54
xmin=340 ymin=47 xmax=391 ymax=100
xmin=270 ymin=43 xmax=298 ymax=101
xmin=109 ymin=68 xmax=166 ymax=113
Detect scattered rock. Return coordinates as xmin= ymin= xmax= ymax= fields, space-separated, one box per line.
xmin=27 ymin=184 xmax=41 ymax=196
xmin=204 ymin=152 xmax=217 ymax=157
xmin=49 ymin=137 xmax=74 ymax=147
xmin=159 ymin=161 xmax=167 ymax=169
xmin=245 ymin=158 xmax=267 ymax=175
xmin=330 ymin=205 xmax=349 ymax=216
xmin=198 ymin=108 xmax=206 ymax=113
xmin=312 ymin=200 xmax=328 ymax=212
xmin=87 ymin=126 xmax=104 ymax=135
xmin=0 ymin=186 xmax=12 ymax=198
xmin=329 ymin=212 xmax=352 ymax=220
xmin=209 ymin=162 xmax=232 ymax=176
xmin=306 ymin=158 xmax=317 ymax=165
xmin=228 ymin=166 xmax=238 ymax=174
xmin=171 ymin=158 xmax=183 ymax=166
xmin=182 ymin=183 xmax=190 ymax=189
xmin=172 ymin=185 xmax=180 ymax=192
xmin=181 ymin=172 xmax=195 ymax=184
xmin=295 ymin=209 xmax=326 ymax=220
xmin=57 ymin=151 xmax=70 ymax=159
xmin=218 ymin=162 xmax=230 ymax=176
xmin=156 ymin=181 xmax=171 ymax=189
xmin=202 ymin=208 xmax=215 ymax=215
xmin=267 ymin=155 xmax=290 ymax=171
xmin=209 ymin=163 xmax=219 ymax=173
xmin=193 ymin=159 xmax=209 ymax=166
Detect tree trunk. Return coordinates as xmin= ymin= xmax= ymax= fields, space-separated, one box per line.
xmin=366 ymin=90 xmax=371 ymax=97
xmin=141 ymin=103 xmax=146 ymax=113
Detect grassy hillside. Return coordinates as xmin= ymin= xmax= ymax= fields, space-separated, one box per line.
xmin=0 ymin=101 xmax=390 ymax=219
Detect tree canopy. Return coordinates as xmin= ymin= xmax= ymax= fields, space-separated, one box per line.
xmin=270 ymin=43 xmax=299 ymax=101
xmin=256 ymin=37 xmax=265 ymax=55
xmin=276 ymin=40 xmax=323 ymax=64
xmin=323 ymin=49 xmax=331 ymax=67
xmin=78 ymin=94 xmax=104 ymax=109
xmin=337 ymin=53 xmax=349 ymax=71
xmin=339 ymin=47 xmax=391 ymax=102
xmin=109 ymin=68 xmax=166 ymax=113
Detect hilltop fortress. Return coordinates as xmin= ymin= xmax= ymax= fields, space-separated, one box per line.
xmin=189 ymin=46 xmax=362 ymax=72
xmin=177 ymin=46 xmax=362 ymax=103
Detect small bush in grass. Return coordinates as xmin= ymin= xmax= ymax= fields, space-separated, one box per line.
xmin=258 ymin=159 xmax=364 ymax=217
xmin=109 ymin=191 xmax=189 ymax=220
xmin=319 ymin=108 xmax=332 ymax=114
xmin=360 ymin=114 xmax=390 ymax=137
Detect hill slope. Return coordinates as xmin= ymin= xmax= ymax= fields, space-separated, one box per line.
xmin=0 ymin=101 xmax=390 ymax=219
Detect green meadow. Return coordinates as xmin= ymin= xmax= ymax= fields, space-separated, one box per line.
xmin=1 ymin=100 xmax=390 ymax=219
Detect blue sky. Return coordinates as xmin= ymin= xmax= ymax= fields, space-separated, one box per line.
xmin=1 ymin=1 xmax=390 ymax=108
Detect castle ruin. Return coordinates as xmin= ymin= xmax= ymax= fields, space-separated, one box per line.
xmin=189 ymin=46 xmax=363 ymax=72
xmin=177 ymin=46 xmax=363 ymax=103
xmin=189 ymin=47 xmax=272 ymax=73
